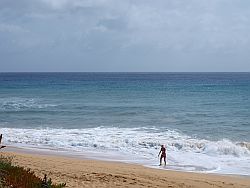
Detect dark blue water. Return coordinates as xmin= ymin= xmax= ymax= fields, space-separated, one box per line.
xmin=1 ymin=72 xmax=249 ymax=141
xmin=0 ymin=73 xmax=250 ymax=175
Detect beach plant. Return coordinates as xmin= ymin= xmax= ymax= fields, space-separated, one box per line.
xmin=0 ymin=155 xmax=66 ymax=188
xmin=41 ymin=174 xmax=66 ymax=188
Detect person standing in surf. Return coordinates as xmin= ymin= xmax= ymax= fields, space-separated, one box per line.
xmin=158 ymin=145 xmax=167 ymax=166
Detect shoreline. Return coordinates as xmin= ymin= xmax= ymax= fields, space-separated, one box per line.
xmin=3 ymin=145 xmax=250 ymax=178
xmin=2 ymin=127 xmax=250 ymax=176
xmin=1 ymin=146 xmax=250 ymax=188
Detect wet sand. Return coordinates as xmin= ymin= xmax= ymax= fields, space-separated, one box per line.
xmin=1 ymin=149 xmax=250 ymax=188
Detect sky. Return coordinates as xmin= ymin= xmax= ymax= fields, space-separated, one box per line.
xmin=0 ymin=0 xmax=250 ymax=72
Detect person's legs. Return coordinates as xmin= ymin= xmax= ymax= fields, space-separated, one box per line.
xmin=160 ymin=156 xmax=163 ymax=165
xmin=164 ymin=156 xmax=166 ymax=165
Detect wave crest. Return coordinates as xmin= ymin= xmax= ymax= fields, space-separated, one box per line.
xmin=0 ymin=97 xmax=57 ymax=111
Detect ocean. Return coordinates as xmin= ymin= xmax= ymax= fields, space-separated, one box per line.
xmin=0 ymin=72 xmax=249 ymax=175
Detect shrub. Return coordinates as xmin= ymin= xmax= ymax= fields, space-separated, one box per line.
xmin=0 ymin=155 xmax=66 ymax=188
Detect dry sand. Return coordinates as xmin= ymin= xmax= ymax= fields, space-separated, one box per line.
xmin=1 ymin=150 xmax=250 ymax=188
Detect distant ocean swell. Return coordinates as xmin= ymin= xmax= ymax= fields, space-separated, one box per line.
xmin=1 ymin=127 xmax=250 ymax=175
xmin=0 ymin=97 xmax=57 ymax=111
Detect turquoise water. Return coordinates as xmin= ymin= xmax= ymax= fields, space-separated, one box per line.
xmin=0 ymin=73 xmax=249 ymax=175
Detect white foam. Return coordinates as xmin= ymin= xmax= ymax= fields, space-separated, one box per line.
xmin=0 ymin=127 xmax=249 ymax=175
xmin=0 ymin=97 xmax=57 ymax=111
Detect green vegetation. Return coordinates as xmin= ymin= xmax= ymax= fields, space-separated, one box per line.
xmin=0 ymin=155 xmax=66 ymax=188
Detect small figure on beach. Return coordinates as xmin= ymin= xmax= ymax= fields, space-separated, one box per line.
xmin=158 ymin=145 xmax=166 ymax=166
xmin=0 ymin=134 xmax=6 ymax=149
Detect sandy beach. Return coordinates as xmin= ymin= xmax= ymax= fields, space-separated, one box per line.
xmin=1 ymin=148 xmax=249 ymax=188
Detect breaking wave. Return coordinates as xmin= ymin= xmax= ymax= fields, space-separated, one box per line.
xmin=0 ymin=127 xmax=249 ymax=175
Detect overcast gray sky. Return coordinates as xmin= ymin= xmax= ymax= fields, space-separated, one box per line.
xmin=0 ymin=0 xmax=250 ymax=72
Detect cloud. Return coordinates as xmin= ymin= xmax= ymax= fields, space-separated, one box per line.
xmin=0 ymin=23 xmax=28 ymax=33
xmin=0 ymin=0 xmax=250 ymax=71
